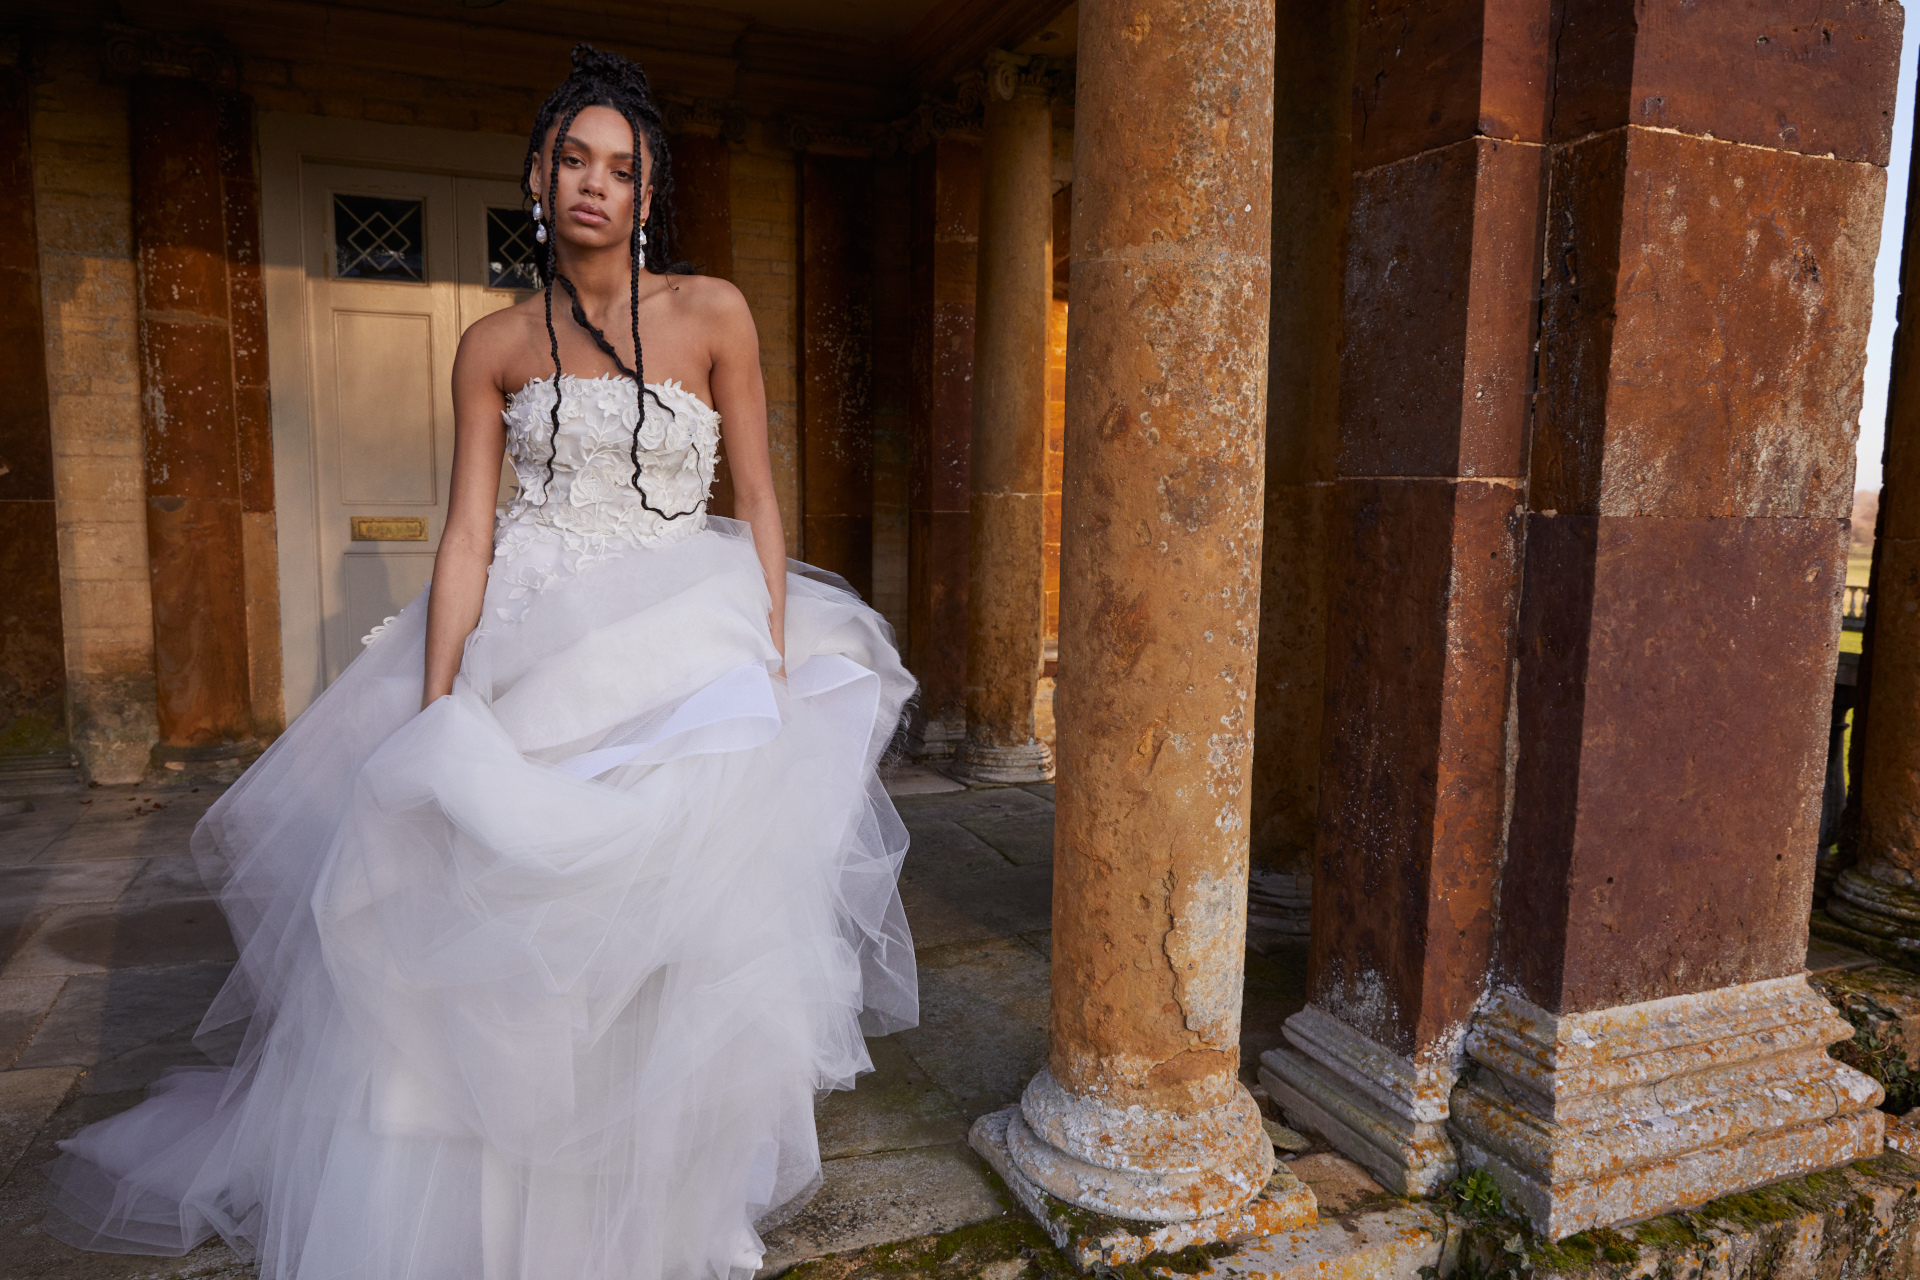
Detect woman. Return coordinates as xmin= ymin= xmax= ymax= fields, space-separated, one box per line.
xmin=45 ymin=45 xmax=917 ymax=1280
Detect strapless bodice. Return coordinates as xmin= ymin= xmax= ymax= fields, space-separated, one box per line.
xmin=490 ymin=374 xmax=723 ymax=626
xmin=500 ymin=373 xmax=719 ymax=552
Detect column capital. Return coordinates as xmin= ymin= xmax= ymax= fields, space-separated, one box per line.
xmin=983 ymin=50 xmax=1066 ymax=104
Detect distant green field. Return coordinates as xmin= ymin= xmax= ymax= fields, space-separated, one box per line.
xmin=1849 ymin=551 xmax=1874 ymax=588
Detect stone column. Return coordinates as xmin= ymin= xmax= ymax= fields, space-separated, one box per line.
xmin=1254 ymin=0 xmax=1898 ymax=1240
xmin=1825 ymin=79 xmax=1920 ymax=968
xmin=798 ymin=154 xmax=875 ymax=599
xmin=1246 ymin=0 xmax=1357 ymax=947
xmin=950 ymin=52 xmax=1054 ymax=784
xmin=1258 ymin=0 xmax=1541 ymax=1196
xmin=906 ymin=138 xmax=980 ymax=757
xmin=969 ymin=2 xmax=1313 ymax=1266
xmin=132 ymin=76 xmax=261 ymax=772
xmin=0 ymin=61 xmax=72 ymax=779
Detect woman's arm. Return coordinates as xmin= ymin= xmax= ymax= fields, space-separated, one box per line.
xmin=704 ymin=283 xmax=787 ymax=670
xmin=422 ymin=324 xmax=512 ymax=707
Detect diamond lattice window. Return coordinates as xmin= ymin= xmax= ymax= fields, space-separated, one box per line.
xmin=487 ymin=207 xmax=541 ymax=291
xmin=332 ymin=193 xmax=425 ymax=282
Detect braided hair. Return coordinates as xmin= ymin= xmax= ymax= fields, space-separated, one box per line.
xmin=524 ymin=44 xmax=698 ymax=517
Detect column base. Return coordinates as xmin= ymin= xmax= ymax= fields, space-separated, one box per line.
xmin=1823 ymin=867 xmax=1920 ymax=968
xmin=1246 ymin=869 xmax=1311 ymax=943
xmin=969 ymin=1106 xmax=1316 ymax=1272
xmin=949 ymin=736 xmax=1054 ymax=784
xmin=146 ymin=739 xmax=263 ymax=787
xmin=1450 ymin=975 xmax=1886 ymax=1240
xmin=905 ymin=710 xmax=965 ymax=760
xmin=1256 ymin=1005 xmax=1458 ymax=1195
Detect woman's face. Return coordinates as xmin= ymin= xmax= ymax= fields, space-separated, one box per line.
xmin=532 ymin=105 xmax=653 ymax=254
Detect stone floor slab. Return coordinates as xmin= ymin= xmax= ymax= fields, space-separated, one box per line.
xmin=0 ymin=977 xmax=67 ymax=1069
xmin=13 ymin=962 xmax=234 ymax=1087
xmin=0 ymin=1065 xmax=81 ymax=1186
xmin=1144 ymin=1204 xmax=1449 ymax=1279
xmin=896 ymin=938 xmax=1050 ymax=1113
xmin=898 ymin=819 xmax=1016 ymax=878
xmin=816 ymin=1035 xmax=971 ymax=1161
xmin=758 ymin=1143 xmax=1004 ymax=1275
xmin=3 ymin=901 xmax=237 ymax=980
xmin=896 ymin=863 xmax=1053 ymax=951
xmin=953 ymin=809 xmax=1053 ymax=866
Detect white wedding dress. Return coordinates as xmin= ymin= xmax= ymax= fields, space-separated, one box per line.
xmin=44 ymin=374 xmax=918 ymax=1280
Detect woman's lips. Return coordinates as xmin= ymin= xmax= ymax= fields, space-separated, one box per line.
xmin=569 ymin=203 xmax=609 ymax=225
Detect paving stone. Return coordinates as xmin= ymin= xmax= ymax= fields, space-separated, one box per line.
xmin=3 ymin=901 xmax=236 ymax=979
xmin=117 ymin=856 xmax=214 ymax=907
xmin=898 ymin=820 xmax=1012 ymax=879
xmin=0 ymin=862 xmax=150 ymax=965
xmin=1284 ymin=1151 xmax=1394 ymax=1215
xmin=758 ymin=1143 xmax=1003 ymax=1274
xmin=1018 ymin=783 xmax=1054 ymax=803
xmin=897 ymin=863 xmax=1053 ymax=951
xmin=896 ymin=938 xmax=1049 ymax=1113
xmin=0 ymin=802 xmax=82 ymax=868
xmin=882 ymin=765 xmax=966 ymax=797
xmin=0 ymin=1065 xmax=82 ymax=1187
xmin=816 ymin=1034 xmax=970 ymax=1161
xmin=952 ymin=809 xmax=1053 ymax=866
xmin=0 ymin=977 xmax=66 ymax=1069
xmin=34 ymin=792 xmax=217 ymax=866
xmin=13 ymin=962 xmax=233 ymax=1087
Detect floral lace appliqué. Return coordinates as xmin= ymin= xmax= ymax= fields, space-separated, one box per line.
xmin=492 ymin=375 xmax=721 ymax=624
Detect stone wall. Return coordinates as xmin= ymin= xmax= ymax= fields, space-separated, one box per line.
xmin=30 ymin=39 xmax=157 ymax=784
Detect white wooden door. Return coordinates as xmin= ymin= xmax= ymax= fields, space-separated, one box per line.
xmin=302 ymin=166 xmax=534 ymax=684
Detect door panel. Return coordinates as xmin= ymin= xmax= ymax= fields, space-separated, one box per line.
xmin=305 ymin=163 xmax=458 ymax=683
xmin=301 ymin=167 xmax=538 ymax=686
xmin=333 ymin=310 xmax=438 ymax=504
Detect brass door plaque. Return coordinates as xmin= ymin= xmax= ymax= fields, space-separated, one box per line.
xmin=350 ymin=516 xmax=429 ymax=542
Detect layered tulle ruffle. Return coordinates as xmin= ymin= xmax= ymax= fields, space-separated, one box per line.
xmin=45 ymin=517 xmax=917 ymax=1280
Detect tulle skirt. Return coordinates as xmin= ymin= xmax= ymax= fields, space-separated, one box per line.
xmin=42 ymin=516 xmax=919 ymax=1280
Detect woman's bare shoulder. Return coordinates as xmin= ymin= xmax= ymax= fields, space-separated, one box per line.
xmin=665 ymin=273 xmax=754 ymax=353
xmin=456 ymin=297 xmax=547 ymax=391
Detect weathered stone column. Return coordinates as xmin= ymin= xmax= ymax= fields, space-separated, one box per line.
xmin=1259 ymin=0 xmax=1541 ymax=1196
xmin=951 ymin=52 xmax=1054 ymax=784
xmin=1255 ymin=2 xmax=1897 ymax=1241
xmin=906 ymin=138 xmax=980 ymax=758
xmin=1825 ymin=76 xmax=1920 ymax=968
xmin=1448 ymin=5 xmax=1899 ymax=1238
xmin=798 ymin=153 xmax=876 ymax=600
xmin=133 ymin=76 xmax=263 ymax=772
xmin=969 ymin=2 xmax=1313 ymax=1267
xmin=1246 ymin=0 xmax=1356 ymax=946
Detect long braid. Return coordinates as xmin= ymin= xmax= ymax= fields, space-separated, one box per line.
xmin=523 ymin=46 xmax=700 ymax=513
xmin=541 ymin=104 xmax=582 ymax=492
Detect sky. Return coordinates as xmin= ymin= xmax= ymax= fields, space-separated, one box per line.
xmin=1856 ymin=20 xmax=1919 ymax=492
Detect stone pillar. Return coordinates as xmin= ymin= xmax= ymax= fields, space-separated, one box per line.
xmin=951 ymin=52 xmax=1055 ymax=785
xmin=33 ymin=39 xmax=157 ymax=785
xmin=905 ymin=138 xmax=980 ymax=758
xmin=1245 ymin=0 xmax=1357 ymax=947
xmin=1257 ymin=0 xmax=1898 ymax=1239
xmin=1259 ymin=0 xmax=1541 ymax=1196
xmin=798 ymin=153 xmax=875 ymax=599
xmin=0 ymin=61 xmax=72 ymax=779
xmin=1826 ymin=71 xmax=1920 ymax=969
xmin=132 ymin=76 xmax=262 ymax=771
xmin=969 ymin=2 xmax=1312 ymax=1265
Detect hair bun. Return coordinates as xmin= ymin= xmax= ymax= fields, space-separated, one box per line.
xmin=569 ymin=43 xmax=653 ymax=101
